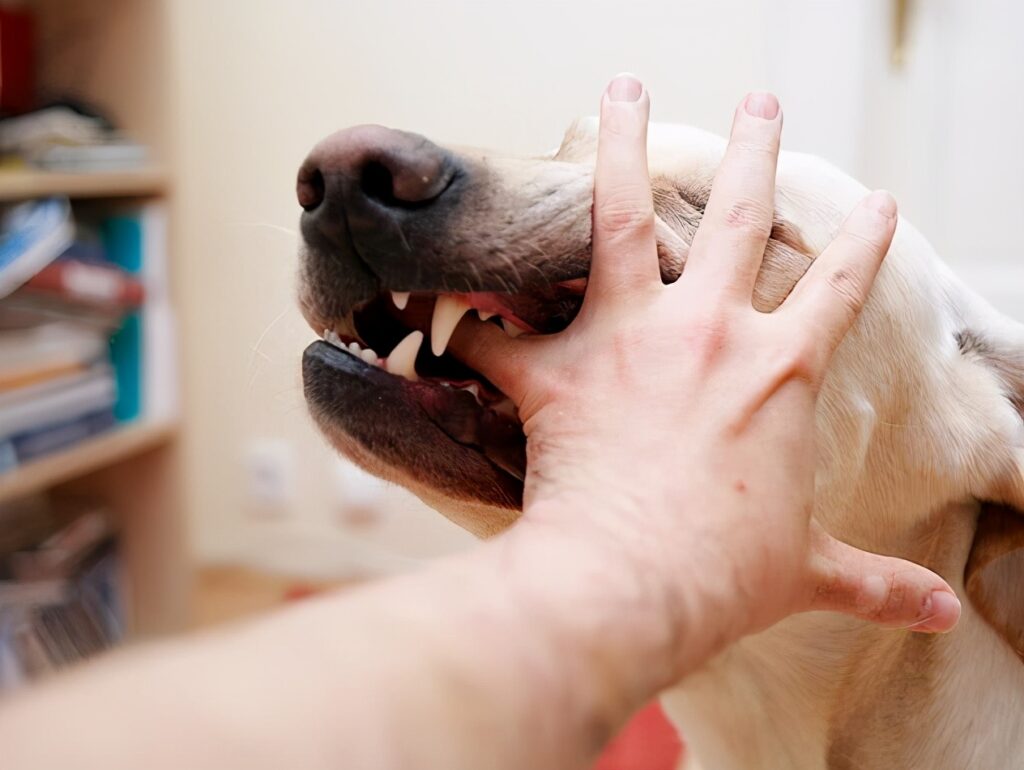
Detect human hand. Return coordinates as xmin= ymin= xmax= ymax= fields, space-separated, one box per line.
xmin=453 ymin=76 xmax=960 ymax=677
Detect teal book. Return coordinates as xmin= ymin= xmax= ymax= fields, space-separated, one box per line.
xmin=108 ymin=313 xmax=142 ymax=422
xmin=101 ymin=216 xmax=144 ymax=422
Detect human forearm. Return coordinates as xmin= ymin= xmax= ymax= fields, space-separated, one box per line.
xmin=0 ymin=520 xmax=687 ymax=770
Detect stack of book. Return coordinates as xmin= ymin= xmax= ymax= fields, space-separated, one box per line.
xmin=0 ymin=497 xmax=124 ymax=689
xmin=0 ymin=102 xmax=149 ymax=173
xmin=0 ymin=197 xmax=149 ymax=472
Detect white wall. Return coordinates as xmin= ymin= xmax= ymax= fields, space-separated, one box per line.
xmin=166 ymin=0 xmax=787 ymax=574
xmin=167 ymin=1 xmax=1022 ymax=575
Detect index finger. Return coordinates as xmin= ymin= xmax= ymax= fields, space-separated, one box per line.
xmin=586 ymin=74 xmax=660 ymax=304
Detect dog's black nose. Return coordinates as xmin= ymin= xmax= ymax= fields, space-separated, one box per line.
xmin=297 ymin=125 xmax=455 ymax=214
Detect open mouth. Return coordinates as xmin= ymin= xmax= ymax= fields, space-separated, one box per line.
xmin=302 ymin=280 xmax=587 ymax=505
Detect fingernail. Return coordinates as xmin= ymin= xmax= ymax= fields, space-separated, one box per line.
xmin=867 ymin=189 xmax=897 ymax=217
xmin=911 ymin=591 xmax=961 ymax=633
xmin=743 ymin=91 xmax=779 ymax=120
xmin=608 ymin=73 xmax=643 ymax=102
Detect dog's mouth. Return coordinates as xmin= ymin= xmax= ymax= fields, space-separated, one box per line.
xmin=302 ymin=280 xmax=588 ymax=510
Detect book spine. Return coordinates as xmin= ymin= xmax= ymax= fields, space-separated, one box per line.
xmin=100 ymin=204 xmax=178 ymax=423
xmin=11 ymin=409 xmax=116 ymax=463
xmin=22 ymin=261 xmax=145 ymax=309
xmin=0 ymin=539 xmax=124 ymax=690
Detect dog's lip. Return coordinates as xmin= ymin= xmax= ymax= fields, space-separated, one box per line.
xmin=303 ymin=339 xmax=527 ymax=483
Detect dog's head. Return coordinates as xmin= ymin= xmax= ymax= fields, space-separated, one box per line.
xmin=297 ymin=120 xmax=1024 ymax=639
xmin=297 ymin=120 xmax=830 ymax=533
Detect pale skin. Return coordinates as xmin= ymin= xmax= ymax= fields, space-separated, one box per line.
xmin=0 ymin=78 xmax=961 ymax=770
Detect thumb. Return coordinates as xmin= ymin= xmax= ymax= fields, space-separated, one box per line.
xmin=806 ymin=529 xmax=961 ymax=633
xmin=448 ymin=316 xmax=531 ymax=402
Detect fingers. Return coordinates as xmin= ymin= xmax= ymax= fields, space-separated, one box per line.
xmin=685 ymin=92 xmax=782 ymax=298
xmin=586 ymin=74 xmax=660 ymax=303
xmin=447 ymin=317 xmax=530 ymax=403
xmin=806 ymin=530 xmax=961 ymax=633
xmin=780 ymin=190 xmax=897 ymax=373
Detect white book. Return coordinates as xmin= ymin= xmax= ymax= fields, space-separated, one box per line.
xmin=139 ymin=203 xmax=179 ymax=421
xmin=0 ymin=369 xmax=115 ymax=437
xmin=0 ymin=323 xmax=109 ymax=375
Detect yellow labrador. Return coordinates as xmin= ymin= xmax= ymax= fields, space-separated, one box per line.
xmin=297 ymin=119 xmax=1024 ymax=770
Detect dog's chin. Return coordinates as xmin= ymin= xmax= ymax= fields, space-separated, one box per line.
xmin=302 ymin=340 xmax=527 ymax=528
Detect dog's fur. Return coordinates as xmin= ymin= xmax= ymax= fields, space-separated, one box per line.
xmin=299 ymin=118 xmax=1024 ymax=769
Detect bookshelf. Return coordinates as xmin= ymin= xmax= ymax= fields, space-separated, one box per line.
xmin=0 ymin=167 xmax=169 ymax=202
xmin=0 ymin=0 xmax=190 ymax=644
xmin=0 ymin=421 xmax=176 ymax=505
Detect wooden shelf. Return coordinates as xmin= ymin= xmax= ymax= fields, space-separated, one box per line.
xmin=0 ymin=421 xmax=177 ymax=504
xmin=0 ymin=167 xmax=169 ymax=202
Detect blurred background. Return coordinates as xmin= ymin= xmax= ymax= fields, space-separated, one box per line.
xmin=0 ymin=0 xmax=1020 ymax=766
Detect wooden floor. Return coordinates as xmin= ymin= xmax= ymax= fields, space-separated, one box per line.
xmin=191 ymin=565 xmax=357 ymax=628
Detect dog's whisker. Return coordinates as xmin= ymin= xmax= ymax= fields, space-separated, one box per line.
xmin=245 ymin=307 xmax=292 ymax=391
xmin=228 ymin=221 xmax=299 ymax=238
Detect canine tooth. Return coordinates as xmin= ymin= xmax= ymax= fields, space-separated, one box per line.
xmin=477 ymin=310 xmax=496 ymax=321
xmin=501 ymin=319 xmax=525 ymax=338
xmin=387 ymin=330 xmax=423 ymax=380
xmin=391 ymin=291 xmax=410 ymax=310
xmin=431 ymin=295 xmax=472 ymax=356
xmin=360 ymin=348 xmax=378 ymax=365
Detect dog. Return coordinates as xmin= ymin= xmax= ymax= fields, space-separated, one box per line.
xmin=296 ymin=118 xmax=1024 ymax=769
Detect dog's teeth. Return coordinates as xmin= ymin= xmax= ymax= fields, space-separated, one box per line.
xmin=431 ymin=295 xmax=472 ymax=356
xmin=391 ymin=291 xmax=410 ymax=310
xmin=477 ymin=310 xmax=495 ymax=321
xmin=360 ymin=348 xmax=378 ymax=365
xmin=323 ymin=330 xmax=345 ymax=349
xmin=386 ymin=330 xmax=422 ymax=380
xmin=501 ymin=319 xmax=525 ymax=338
xmin=347 ymin=341 xmax=362 ymax=353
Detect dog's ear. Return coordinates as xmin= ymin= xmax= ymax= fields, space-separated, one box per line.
xmin=652 ymin=181 xmax=814 ymax=307
xmin=963 ymin=323 xmax=1024 ymax=660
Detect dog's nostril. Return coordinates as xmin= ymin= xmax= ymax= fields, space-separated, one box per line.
xmin=360 ymin=161 xmax=399 ymax=207
xmin=297 ymin=167 xmax=326 ymax=211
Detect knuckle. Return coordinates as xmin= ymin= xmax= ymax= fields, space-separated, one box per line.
xmin=841 ymin=227 xmax=883 ymax=254
xmin=729 ymin=138 xmax=779 ymax=160
xmin=595 ymin=192 xmax=655 ymax=238
xmin=776 ymin=338 xmax=819 ymax=385
xmin=720 ymin=197 xmax=774 ymax=240
xmin=826 ymin=266 xmax=867 ymax=318
xmin=872 ymin=577 xmax=910 ymax=623
xmin=681 ymin=311 xmax=732 ymax=367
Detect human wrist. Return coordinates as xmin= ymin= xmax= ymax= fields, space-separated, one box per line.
xmin=501 ymin=502 xmax=699 ymax=706
xmin=517 ymin=494 xmax=746 ymax=685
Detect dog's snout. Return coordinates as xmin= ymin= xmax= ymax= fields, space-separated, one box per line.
xmin=297 ymin=125 xmax=455 ymax=215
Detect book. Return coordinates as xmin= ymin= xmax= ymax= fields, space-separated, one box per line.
xmin=34 ymin=141 xmax=148 ymax=173
xmin=0 ymin=365 xmax=115 ymax=437
xmin=0 ymin=291 xmax=126 ymax=332
xmin=0 ymin=527 xmax=124 ymax=690
xmin=0 ymin=198 xmax=73 ymax=299
xmin=102 ymin=204 xmax=178 ymax=422
xmin=10 ymin=408 xmax=116 ymax=464
xmin=0 ymin=322 xmax=109 ymax=373
xmin=8 ymin=509 xmax=110 ymax=581
xmin=20 ymin=259 xmax=144 ymax=309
